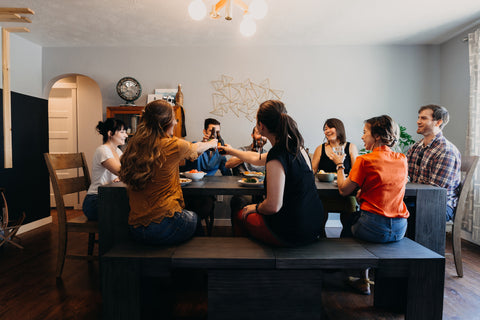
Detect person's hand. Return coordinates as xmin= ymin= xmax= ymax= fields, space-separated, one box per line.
xmin=217 ymin=143 xmax=234 ymax=155
xmin=241 ymin=204 xmax=257 ymax=220
xmin=207 ymin=139 xmax=218 ymax=149
xmin=330 ymin=152 xmax=346 ymax=166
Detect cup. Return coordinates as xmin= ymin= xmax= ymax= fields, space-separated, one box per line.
xmin=333 ymin=146 xmax=344 ymax=156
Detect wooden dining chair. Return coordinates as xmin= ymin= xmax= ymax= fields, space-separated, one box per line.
xmin=451 ymin=155 xmax=479 ymax=277
xmin=44 ymin=152 xmax=98 ymax=278
xmin=0 ymin=188 xmax=26 ymax=249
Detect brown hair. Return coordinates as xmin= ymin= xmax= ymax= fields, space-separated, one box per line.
xmin=120 ymin=100 xmax=174 ymax=191
xmin=364 ymin=115 xmax=399 ymax=148
xmin=418 ymin=104 xmax=449 ymax=129
xmin=257 ymin=100 xmax=304 ymax=157
xmin=323 ymin=118 xmax=346 ymax=145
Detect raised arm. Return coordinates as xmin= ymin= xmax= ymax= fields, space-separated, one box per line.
xmin=225 ymin=156 xmax=244 ymax=169
xmin=193 ymin=139 xmax=218 ymax=155
xmin=219 ymin=144 xmax=267 ymax=166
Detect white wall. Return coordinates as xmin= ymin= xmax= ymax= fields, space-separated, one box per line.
xmin=43 ymin=45 xmax=440 ymax=150
xmin=0 ymin=33 xmax=43 ymax=98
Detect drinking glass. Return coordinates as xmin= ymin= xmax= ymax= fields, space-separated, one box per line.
xmin=333 ymin=146 xmax=344 ymax=156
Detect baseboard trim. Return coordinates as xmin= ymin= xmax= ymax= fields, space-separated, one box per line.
xmin=18 ymin=216 xmax=52 ymax=235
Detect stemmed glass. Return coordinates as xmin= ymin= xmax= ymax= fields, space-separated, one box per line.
xmin=333 ymin=146 xmax=345 ymax=156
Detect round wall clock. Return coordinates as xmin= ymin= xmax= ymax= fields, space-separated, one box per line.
xmin=116 ymin=77 xmax=142 ymax=105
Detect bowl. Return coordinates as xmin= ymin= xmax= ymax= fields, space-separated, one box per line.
xmin=316 ymin=173 xmax=335 ymax=182
xmin=183 ymin=171 xmax=206 ymax=181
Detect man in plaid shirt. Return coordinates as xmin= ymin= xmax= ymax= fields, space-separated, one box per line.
xmin=406 ymin=104 xmax=461 ymax=221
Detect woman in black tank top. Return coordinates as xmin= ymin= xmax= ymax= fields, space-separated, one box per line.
xmin=312 ymin=118 xmax=358 ymax=174
xmin=311 ymin=118 xmax=359 ymax=238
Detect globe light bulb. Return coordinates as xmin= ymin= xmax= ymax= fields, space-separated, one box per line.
xmin=240 ymin=14 xmax=256 ymax=37
xmin=249 ymin=0 xmax=268 ymax=20
xmin=188 ymin=0 xmax=207 ymax=21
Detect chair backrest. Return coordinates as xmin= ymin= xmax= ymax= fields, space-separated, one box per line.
xmin=454 ymin=155 xmax=479 ymax=225
xmin=0 ymin=188 xmax=9 ymax=230
xmin=44 ymin=153 xmax=91 ymax=225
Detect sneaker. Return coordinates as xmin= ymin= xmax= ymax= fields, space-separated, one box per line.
xmin=347 ymin=276 xmax=374 ymax=295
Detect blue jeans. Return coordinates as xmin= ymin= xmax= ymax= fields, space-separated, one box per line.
xmin=82 ymin=194 xmax=98 ymax=221
xmin=129 ymin=209 xmax=198 ymax=245
xmin=351 ymin=210 xmax=407 ymax=243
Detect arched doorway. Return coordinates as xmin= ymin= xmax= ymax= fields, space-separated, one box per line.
xmin=47 ymin=74 xmax=102 ymax=208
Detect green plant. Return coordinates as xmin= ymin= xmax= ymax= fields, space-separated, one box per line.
xmin=359 ymin=125 xmax=415 ymax=155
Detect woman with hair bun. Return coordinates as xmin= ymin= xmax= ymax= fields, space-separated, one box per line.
xmin=120 ymin=100 xmax=217 ymax=245
xmin=331 ymin=115 xmax=409 ymax=295
xmin=83 ymin=118 xmax=128 ymax=220
xmin=220 ymin=100 xmax=325 ymax=246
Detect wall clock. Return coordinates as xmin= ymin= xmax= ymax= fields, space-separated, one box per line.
xmin=116 ymin=76 xmax=142 ymax=105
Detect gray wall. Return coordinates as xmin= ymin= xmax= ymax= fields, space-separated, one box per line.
xmin=43 ymin=45 xmax=439 ymax=151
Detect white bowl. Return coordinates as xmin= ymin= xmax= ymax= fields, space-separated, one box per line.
xmin=183 ymin=171 xmax=206 ymax=181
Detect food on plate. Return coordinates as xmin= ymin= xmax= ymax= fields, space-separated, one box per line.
xmin=179 ymin=178 xmax=190 ymax=184
xmin=188 ymin=169 xmax=203 ymax=174
xmin=318 ymin=169 xmax=337 ymax=176
xmin=244 ymin=171 xmax=264 ymax=176
xmin=242 ymin=177 xmax=259 ymax=183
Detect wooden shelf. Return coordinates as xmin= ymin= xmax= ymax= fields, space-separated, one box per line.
xmin=106 ymin=106 xmax=144 ymax=118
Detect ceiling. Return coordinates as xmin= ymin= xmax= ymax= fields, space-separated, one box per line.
xmin=1 ymin=0 xmax=480 ymax=47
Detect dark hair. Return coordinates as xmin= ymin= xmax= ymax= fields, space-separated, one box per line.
xmin=418 ymin=104 xmax=449 ymax=129
xmin=120 ymin=100 xmax=173 ymax=191
xmin=364 ymin=115 xmax=399 ymax=148
xmin=323 ymin=118 xmax=346 ymax=144
xmin=257 ymin=100 xmax=304 ymax=157
xmin=96 ymin=118 xmax=125 ymax=143
xmin=204 ymin=118 xmax=220 ymax=130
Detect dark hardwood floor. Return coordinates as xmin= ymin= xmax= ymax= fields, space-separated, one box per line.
xmin=1 ymin=211 xmax=480 ymax=319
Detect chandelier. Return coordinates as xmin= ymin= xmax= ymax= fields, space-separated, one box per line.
xmin=188 ymin=0 xmax=268 ymax=37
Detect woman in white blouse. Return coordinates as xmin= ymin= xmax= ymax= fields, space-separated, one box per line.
xmin=82 ymin=118 xmax=128 ymax=220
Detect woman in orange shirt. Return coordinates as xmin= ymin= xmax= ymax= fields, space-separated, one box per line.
xmin=331 ymin=115 xmax=409 ymax=294
xmin=120 ymin=100 xmax=217 ymax=245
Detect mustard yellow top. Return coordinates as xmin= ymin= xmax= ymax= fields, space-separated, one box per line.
xmin=127 ymin=137 xmax=198 ymax=227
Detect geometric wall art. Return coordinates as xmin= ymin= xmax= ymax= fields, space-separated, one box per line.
xmin=210 ymin=75 xmax=284 ymax=122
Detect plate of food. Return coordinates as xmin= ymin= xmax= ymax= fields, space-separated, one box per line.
xmin=180 ymin=178 xmax=192 ymax=186
xmin=243 ymin=171 xmax=265 ymax=180
xmin=238 ymin=177 xmax=264 ymax=187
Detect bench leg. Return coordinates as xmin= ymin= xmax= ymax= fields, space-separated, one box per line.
xmin=101 ymin=258 xmax=141 ymax=320
xmin=405 ymin=259 xmax=444 ymax=320
xmin=374 ymin=259 xmax=444 ymax=320
xmin=208 ymin=269 xmax=323 ymax=320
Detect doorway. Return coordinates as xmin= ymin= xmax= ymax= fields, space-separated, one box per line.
xmin=47 ymin=75 xmax=102 ymax=208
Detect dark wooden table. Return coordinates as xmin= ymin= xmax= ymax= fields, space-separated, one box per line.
xmin=107 ymin=176 xmax=446 ymax=255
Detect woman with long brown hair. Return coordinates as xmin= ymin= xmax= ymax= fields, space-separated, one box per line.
xmin=220 ymin=100 xmax=325 ymax=246
xmin=120 ymin=100 xmax=217 ymax=245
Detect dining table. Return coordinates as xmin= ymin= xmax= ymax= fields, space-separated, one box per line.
xmin=181 ymin=175 xmax=446 ymax=255
xmin=102 ymin=175 xmax=446 ymax=256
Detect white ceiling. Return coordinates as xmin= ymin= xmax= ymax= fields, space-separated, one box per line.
xmin=1 ymin=0 xmax=480 ymax=47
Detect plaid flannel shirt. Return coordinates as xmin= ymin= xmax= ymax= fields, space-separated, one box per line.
xmin=406 ymin=132 xmax=461 ymax=209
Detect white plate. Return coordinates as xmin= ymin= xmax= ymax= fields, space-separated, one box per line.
xmin=180 ymin=178 xmax=192 ymax=186
xmin=238 ymin=179 xmax=264 ymax=187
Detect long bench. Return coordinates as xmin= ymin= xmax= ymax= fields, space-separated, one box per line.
xmin=99 ymin=185 xmax=445 ymax=320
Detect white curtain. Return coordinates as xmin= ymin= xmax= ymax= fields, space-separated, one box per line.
xmin=464 ymin=29 xmax=480 ymax=244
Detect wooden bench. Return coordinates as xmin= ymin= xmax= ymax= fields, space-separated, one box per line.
xmin=99 ymin=185 xmax=445 ymax=320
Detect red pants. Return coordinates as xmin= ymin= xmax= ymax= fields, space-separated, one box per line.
xmin=233 ymin=209 xmax=285 ymax=246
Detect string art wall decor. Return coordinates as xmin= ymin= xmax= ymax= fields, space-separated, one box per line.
xmin=210 ymin=75 xmax=284 ymax=122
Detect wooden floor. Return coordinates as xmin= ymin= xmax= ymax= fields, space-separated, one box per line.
xmin=1 ymin=212 xmax=480 ymax=319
